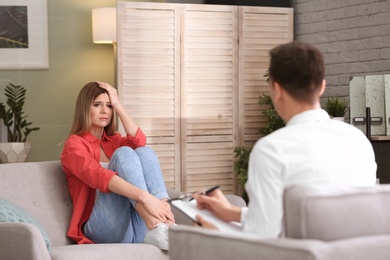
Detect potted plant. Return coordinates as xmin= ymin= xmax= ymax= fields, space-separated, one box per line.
xmin=233 ymin=145 xmax=252 ymax=202
xmin=0 ymin=83 xmax=40 ymax=163
xmin=258 ymin=94 xmax=285 ymax=135
xmin=233 ymin=69 xmax=285 ymax=202
xmin=233 ymin=94 xmax=285 ymax=202
xmin=325 ymin=97 xmax=348 ymax=122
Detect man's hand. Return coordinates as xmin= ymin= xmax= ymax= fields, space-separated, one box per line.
xmin=194 ymin=215 xmax=218 ymax=230
xmin=193 ymin=188 xmax=241 ymax=223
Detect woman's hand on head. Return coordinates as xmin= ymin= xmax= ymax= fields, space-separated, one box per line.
xmin=97 ymin=81 xmax=120 ymax=108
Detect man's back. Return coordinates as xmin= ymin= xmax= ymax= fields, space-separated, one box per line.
xmin=262 ymin=109 xmax=376 ymax=186
xmin=193 ymin=41 xmax=378 ymax=242
xmin=244 ymin=109 xmax=376 ymax=237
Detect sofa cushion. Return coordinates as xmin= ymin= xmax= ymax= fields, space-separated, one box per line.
xmin=0 ymin=160 xmax=246 ymax=247
xmin=0 ymin=197 xmax=51 ymax=250
xmin=0 ymin=161 xmax=74 ymax=246
xmin=50 ymin=244 xmax=168 ymax=260
xmin=283 ymin=184 xmax=390 ymax=241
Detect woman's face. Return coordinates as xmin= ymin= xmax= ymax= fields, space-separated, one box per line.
xmin=90 ymin=93 xmax=113 ymax=131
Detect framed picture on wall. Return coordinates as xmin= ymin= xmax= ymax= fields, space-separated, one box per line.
xmin=0 ymin=0 xmax=49 ymax=70
xmin=205 ymin=0 xmax=291 ymax=7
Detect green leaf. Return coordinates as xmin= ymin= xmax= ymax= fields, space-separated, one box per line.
xmin=325 ymin=97 xmax=348 ymax=117
xmin=233 ymin=146 xmax=252 ymax=186
xmin=0 ymin=82 xmax=39 ymax=142
xmin=233 ymin=91 xmax=285 ymax=188
xmin=258 ymin=94 xmax=285 ymax=135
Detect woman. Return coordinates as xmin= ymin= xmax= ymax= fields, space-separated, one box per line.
xmin=61 ymin=81 xmax=174 ymax=250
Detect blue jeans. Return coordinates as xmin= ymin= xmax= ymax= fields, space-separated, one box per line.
xmin=83 ymin=146 xmax=169 ymax=243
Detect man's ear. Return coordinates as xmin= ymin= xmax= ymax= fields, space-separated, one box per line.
xmin=319 ymin=79 xmax=326 ymax=96
xmin=272 ymin=81 xmax=283 ymax=102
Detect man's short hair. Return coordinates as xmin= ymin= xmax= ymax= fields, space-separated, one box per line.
xmin=269 ymin=41 xmax=325 ymax=104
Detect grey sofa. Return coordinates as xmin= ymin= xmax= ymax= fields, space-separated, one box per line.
xmin=169 ymin=184 xmax=390 ymax=260
xmin=0 ymin=160 xmax=245 ymax=260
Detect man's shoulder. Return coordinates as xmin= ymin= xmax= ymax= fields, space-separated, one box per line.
xmin=329 ymin=120 xmax=369 ymax=139
xmin=257 ymin=125 xmax=298 ymax=144
xmin=253 ymin=127 xmax=290 ymax=152
xmin=255 ymin=119 xmax=369 ymax=151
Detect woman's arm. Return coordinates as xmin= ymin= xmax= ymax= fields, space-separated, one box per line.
xmin=96 ymin=82 xmax=174 ymax=225
xmin=97 ymin=81 xmax=138 ymax=136
xmin=108 ymin=175 xmax=174 ymax=223
xmin=61 ymin=135 xmax=116 ymax=192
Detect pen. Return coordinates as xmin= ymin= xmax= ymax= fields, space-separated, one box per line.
xmin=201 ymin=185 xmax=220 ymax=195
xmin=190 ymin=185 xmax=220 ymax=201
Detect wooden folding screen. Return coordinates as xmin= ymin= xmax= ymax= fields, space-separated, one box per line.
xmin=117 ymin=3 xmax=181 ymax=190
xmin=180 ymin=5 xmax=238 ymax=193
xmin=238 ymin=6 xmax=293 ymax=147
xmin=117 ymin=2 xmax=293 ymax=193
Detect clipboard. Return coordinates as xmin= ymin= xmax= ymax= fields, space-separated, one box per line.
xmin=169 ymin=199 xmax=242 ymax=233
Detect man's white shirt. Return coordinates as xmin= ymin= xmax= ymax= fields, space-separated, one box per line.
xmin=241 ymin=109 xmax=377 ymax=237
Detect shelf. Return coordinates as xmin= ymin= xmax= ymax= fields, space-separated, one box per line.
xmin=370 ymin=136 xmax=390 ymax=141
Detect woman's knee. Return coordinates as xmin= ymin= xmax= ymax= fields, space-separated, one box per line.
xmin=110 ymin=147 xmax=141 ymax=172
xmin=112 ymin=146 xmax=137 ymax=160
xmin=134 ymin=146 xmax=157 ymax=159
xmin=134 ymin=146 xmax=152 ymax=153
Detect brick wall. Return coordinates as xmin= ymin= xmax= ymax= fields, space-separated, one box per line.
xmin=292 ymin=0 xmax=390 ymax=99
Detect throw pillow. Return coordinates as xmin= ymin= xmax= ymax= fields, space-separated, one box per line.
xmin=0 ymin=197 xmax=51 ymax=250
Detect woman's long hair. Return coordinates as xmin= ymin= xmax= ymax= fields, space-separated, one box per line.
xmin=69 ymin=82 xmax=116 ymax=136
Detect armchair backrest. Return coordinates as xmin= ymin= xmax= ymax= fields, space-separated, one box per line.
xmin=283 ymin=184 xmax=390 ymax=241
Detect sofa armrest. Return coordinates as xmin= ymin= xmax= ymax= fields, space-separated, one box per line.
xmin=168 ymin=225 xmax=327 ymax=260
xmin=0 ymin=222 xmax=50 ymax=260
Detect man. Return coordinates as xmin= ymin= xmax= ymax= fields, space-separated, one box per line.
xmin=194 ymin=41 xmax=377 ymax=238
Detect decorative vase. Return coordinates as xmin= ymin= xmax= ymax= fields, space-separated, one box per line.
xmin=332 ymin=117 xmax=345 ymax=122
xmin=0 ymin=143 xmax=31 ymax=163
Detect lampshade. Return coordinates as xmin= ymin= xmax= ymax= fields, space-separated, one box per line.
xmin=92 ymin=7 xmax=117 ymax=44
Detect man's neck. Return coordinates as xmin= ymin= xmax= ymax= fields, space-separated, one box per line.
xmin=283 ymin=101 xmax=322 ymax=123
